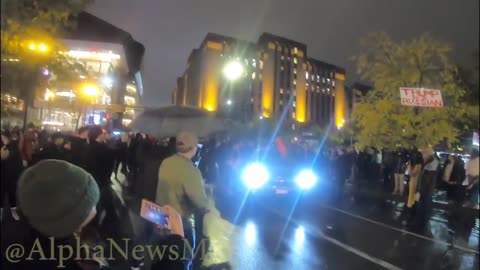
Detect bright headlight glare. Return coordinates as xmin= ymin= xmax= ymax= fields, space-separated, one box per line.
xmin=295 ymin=169 xmax=317 ymax=190
xmin=242 ymin=163 xmax=269 ymax=189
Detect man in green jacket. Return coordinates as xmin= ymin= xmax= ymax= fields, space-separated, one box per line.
xmin=155 ymin=132 xmax=208 ymax=218
xmin=155 ymin=132 xmax=209 ymax=269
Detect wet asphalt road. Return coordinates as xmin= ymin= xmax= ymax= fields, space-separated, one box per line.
xmin=111 ymin=174 xmax=479 ymax=270
xmin=214 ymin=188 xmax=479 ymax=270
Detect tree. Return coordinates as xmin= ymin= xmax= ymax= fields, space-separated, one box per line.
xmin=352 ymin=33 xmax=477 ymax=150
xmin=1 ymin=0 xmax=92 ymax=126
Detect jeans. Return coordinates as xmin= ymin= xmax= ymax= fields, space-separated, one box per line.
xmin=470 ymin=183 xmax=479 ymax=205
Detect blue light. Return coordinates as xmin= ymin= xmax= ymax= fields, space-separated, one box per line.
xmin=244 ymin=221 xmax=257 ymax=246
xmin=295 ymin=226 xmax=305 ymax=245
xmin=295 ymin=169 xmax=318 ymax=190
xmin=242 ymin=163 xmax=270 ymax=189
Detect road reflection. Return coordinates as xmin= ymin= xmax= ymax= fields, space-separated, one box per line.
xmin=244 ymin=221 xmax=257 ymax=247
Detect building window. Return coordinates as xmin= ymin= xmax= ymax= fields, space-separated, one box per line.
xmin=306 ymin=83 xmax=309 ymax=87
xmin=292 ymin=112 xmax=296 ymax=118
xmin=281 ymin=55 xmax=285 ymax=60
xmin=293 ymin=57 xmax=298 ymax=64
xmin=293 ymin=101 xmax=296 ymax=107
xmin=281 ymin=66 xmax=284 ymax=71
xmin=259 ymin=60 xmax=263 ymax=69
xmin=327 ymin=78 xmax=330 ymax=83
xmin=306 ymin=72 xmax=309 ymax=79
xmin=280 ymin=88 xmax=284 ymax=94
xmin=252 ymin=72 xmax=256 ymax=80
xmin=252 ymin=61 xmax=256 ymax=68
xmin=332 ymin=81 xmax=335 ymax=87
xmin=294 ymin=68 xmax=297 ymax=74
xmin=293 ymin=80 xmax=296 ymax=85
xmin=280 ymin=100 xmax=283 ymax=105
xmin=322 ymin=78 xmax=326 ymax=83
xmin=294 ymin=47 xmax=298 ymax=54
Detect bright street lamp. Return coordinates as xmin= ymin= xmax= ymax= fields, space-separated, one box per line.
xmin=27 ymin=42 xmax=49 ymax=53
xmin=223 ymin=61 xmax=244 ymax=81
xmin=82 ymin=85 xmax=99 ymax=97
xmin=226 ymin=99 xmax=232 ymax=105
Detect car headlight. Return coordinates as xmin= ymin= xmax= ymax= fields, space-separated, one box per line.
xmin=242 ymin=163 xmax=269 ymax=189
xmin=295 ymin=169 xmax=317 ymax=190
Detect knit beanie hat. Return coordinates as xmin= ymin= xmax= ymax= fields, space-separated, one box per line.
xmin=17 ymin=159 xmax=100 ymax=238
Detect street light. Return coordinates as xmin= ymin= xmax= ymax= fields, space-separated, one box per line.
xmin=223 ymin=61 xmax=244 ymax=81
xmin=226 ymin=99 xmax=232 ymax=105
xmin=82 ymin=85 xmax=99 ymax=97
xmin=27 ymin=42 xmax=49 ymax=53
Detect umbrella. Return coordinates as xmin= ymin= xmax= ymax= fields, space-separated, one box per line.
xmin=131 ymin=105 xmax=224 ymax=137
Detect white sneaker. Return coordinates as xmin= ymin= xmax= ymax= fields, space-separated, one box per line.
xmin=11 ymin=207 xmax=20 ymax=221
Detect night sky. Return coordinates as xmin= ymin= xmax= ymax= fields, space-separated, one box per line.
xmin=89 ymin=0 xmax=479 ymax=107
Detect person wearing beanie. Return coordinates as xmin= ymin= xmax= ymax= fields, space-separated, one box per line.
xmin=3 ymin=159 xmax=102 ymax=270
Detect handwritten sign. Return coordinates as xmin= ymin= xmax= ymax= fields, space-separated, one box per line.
xmin=400 ymin=87 xmax=443 ymax=108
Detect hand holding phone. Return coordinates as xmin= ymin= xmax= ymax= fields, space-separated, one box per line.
xmin=140 ymin=200 xmax=185 ymax=237
xmin=140 ymin=199 xmax=169 ymax=227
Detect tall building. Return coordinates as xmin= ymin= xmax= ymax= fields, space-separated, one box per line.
xmin=173 ymin=33 xmax=347 ymax=128
xmin=1 ymin=12 xmax=145 ymax=130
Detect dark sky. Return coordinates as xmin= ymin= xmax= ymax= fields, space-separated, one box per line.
xmin=89 ymin=0 xmax=479 ymax=107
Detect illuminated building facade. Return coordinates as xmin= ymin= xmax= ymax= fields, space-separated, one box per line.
xmin=28 ymin=12 xmax=145 ymax=131
xmin=173 ymin=33 xmax=347 ymax=127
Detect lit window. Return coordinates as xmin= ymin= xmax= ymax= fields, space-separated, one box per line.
xmin=280 ymin=88 xmax=284 ymax=94
xmin=322 ymin=88 xmax=325 ymax=92
xmin=292 ymin=124 xmax=295 ymax=130
xmin=322 ymin=78 xmax=325 ymax=83
xmin=281 ymin=56 xmax=285 ymax=60
xmin=259 ymin=74 xmax=262 ymax=80
xmin=252 ymin=61 xmax=256 ymax=68
xmin=332 ymin=93 xmax=335 ymax=97
xmin=327 ymin=88 xmax=330 ymax=92
xmin=294 ymin=58 xmax=298 ymax=64
xmin=281 ymin=66 xmax=284 ymax=71
xmin=293 ymin=80 xmax=297 ymax=85
xmin=306 ymin=83 xmax=309 ymax=87
xmin=306 ymin=72 xmax=309 ymax=79
xmin=294 ymin=47 xmax=298 ymax=54
xmin=245 ymin=59 xmax=249 ymax=65
xmin=280 ymin=100 xmax=283 ymax=105
xmin=292 ymin=112 xmax=296 ymax=118
xmin=294 ymin=68 xmax=297 ymax=74
xmin=252 ymin=72 xmax=256 ymax=79
xmin=332 ymin=81 xmax=335 ymax=86
xmin=293 ymin=101 xmax=296 ymax=107
xmin=327 ymin=78 xmax=330 ymax=83
xmin=259 ymin=61 xmax=263 ymax=69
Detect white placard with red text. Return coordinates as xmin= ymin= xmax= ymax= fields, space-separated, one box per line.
xmin=399 ymin=87 xmax=444 ymax=108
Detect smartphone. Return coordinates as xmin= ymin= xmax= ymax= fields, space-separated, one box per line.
xmin=140 ymin=199 xmax=169 ymax=227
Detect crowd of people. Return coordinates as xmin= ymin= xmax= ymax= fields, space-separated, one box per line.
xmin=1 ymin=123 xmax=479 ymax=269
xmin=1 ymin=124 xmax=198 ymax=270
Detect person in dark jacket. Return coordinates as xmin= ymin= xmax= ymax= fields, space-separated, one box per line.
xmin=69 ymin=126 xmax=90 ymax=169
xmin=393 ymin=150 xmax=409 ymax=195
xmin=113 ymin=133 xmax=129 ymax=180
xmin=34 ymin=132 xmax=73 ymax=163
xmin=1 ymin=130 xmax=24 ymax=207
xmin=1 ymin=159 xmax=189 ymax=270
xmin=84 ymin=126 xmax=116 ymax=228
